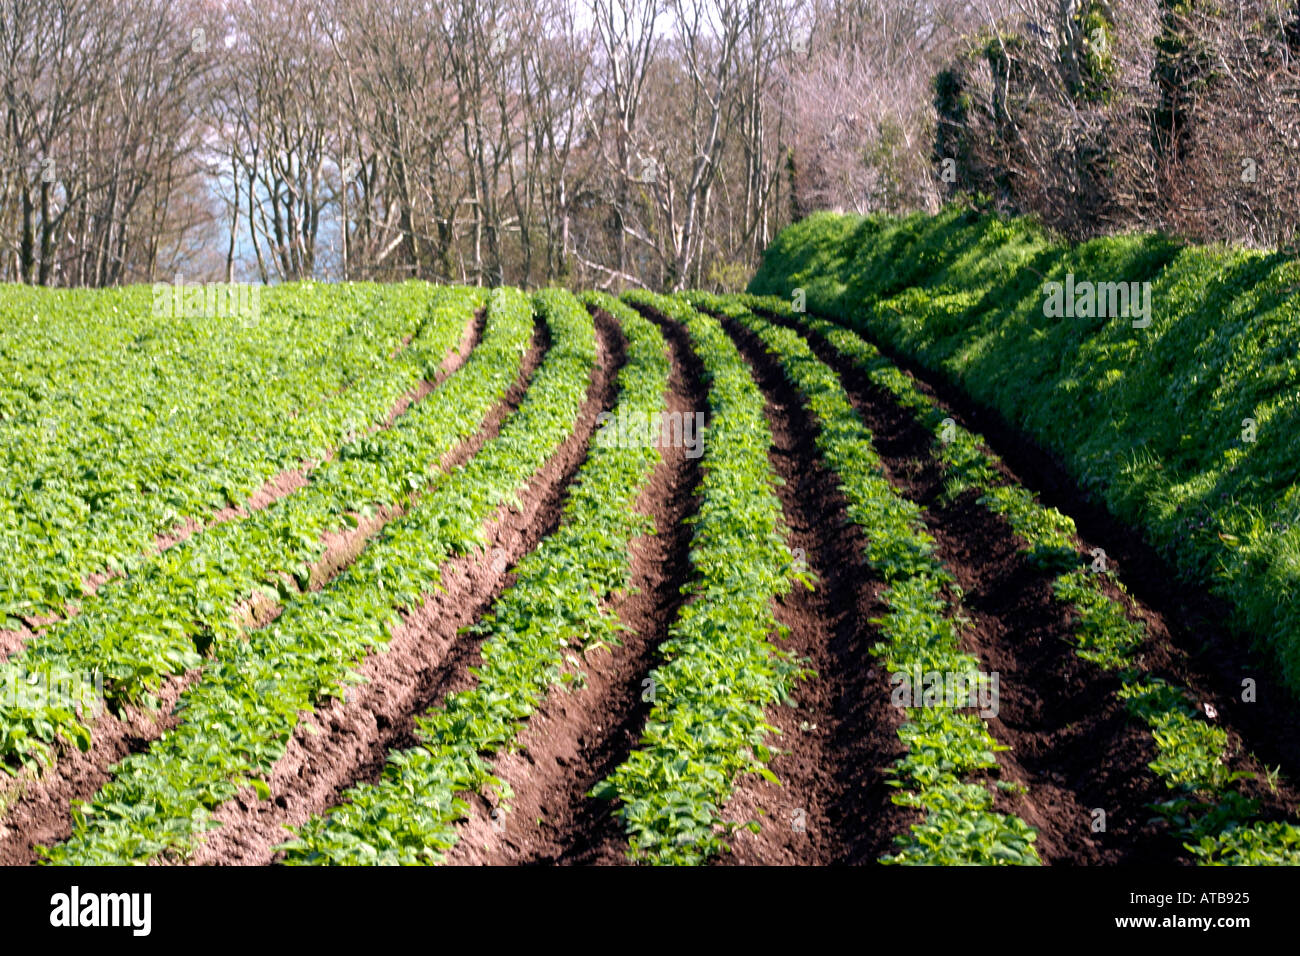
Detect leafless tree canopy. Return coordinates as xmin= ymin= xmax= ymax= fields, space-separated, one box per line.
xmin=2 ymin=0 xmax=1297 ymax=290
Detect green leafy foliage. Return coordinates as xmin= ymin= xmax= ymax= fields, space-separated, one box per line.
xmin=0 ymin=286 xmax=520 ymax=771
xmin=750 ymin=288 xmax=1300 ymax=864
xmin=277 ymin=291 xmax=669 ymax=865
xmin=748 ymin=207 xmax=1300 ymax=704
xmin=691 ymin=292 xmax=1038 ymax=866
xmin=598 ymin=290 xmax=807 ymax=866
xmin=0 ymin=282 xmax=448 ymax=622
xmin=40 ymin=288 xmax=597 ymax=864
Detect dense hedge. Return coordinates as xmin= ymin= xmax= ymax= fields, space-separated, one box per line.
xmin=750 ymin=207 xmax=1300 ymax=695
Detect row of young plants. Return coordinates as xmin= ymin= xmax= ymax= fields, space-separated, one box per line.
xmin=692 ymin=292 xmax=1039 ymax=865
xmin=743 ymin=292 xmax=1300 ymax=865
xmin=0 ymin=286 xmax=517 ymax=770
xmin=278 ymin=291 xmax=669 ymax=864
xmin=41 ymin=288 xmax=598 ymax=865
xmin=587 ymin=290 xmax=808 ymax=865
xmin=1 ymin=282 xmax=447 ymax=624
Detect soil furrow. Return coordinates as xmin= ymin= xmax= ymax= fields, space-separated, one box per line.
xmin=749 ymin=307 xmax=1262 ymax=863
xmin=443 ymin=306 xmax=707 ymax=866
xmin=712 ymin=316 xmax=918 ymax=865
xmin=772 ymin=308 xmax=1300 ymax=799
xmin=0 ymin=671 xmax=200 ymax=864
xmin=188 ymin=312 xmax=622 ymax=867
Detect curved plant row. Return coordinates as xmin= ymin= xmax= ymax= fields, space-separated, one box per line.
xmin=589 ymin=290 xmax=808 ymax=866
xmin=1 ymin=282 xmax=448 ymax=624
xmin=41 ymin=288 xmax=598 ymax=865
xmin=694 ymin=292 xmax=1040 ymax=866
xmin=278 ymin=292 xmax=668 ymax=865
xmin=0 ymin=286 xmax=517 ymax=771
xmin=744 ymin=292 xmax=1300 ymax=866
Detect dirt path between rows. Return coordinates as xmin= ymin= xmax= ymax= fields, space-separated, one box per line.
xmin=0 ymin=309 xmax=501 ymax=865
xmin=741 ymin=311 xmax=1173 ymax=863
xmin=779 ymin=309 xmax=1300 ymax=797
xmin=711 ymin=317 xmax=915 ymax=865
xmin=189 ymin=312 xmax=622 ymax=866
xmin=755 ymin=306 xmax=1300 ymax=862
xmin=442 ymin=306 xmax=707 ymax=866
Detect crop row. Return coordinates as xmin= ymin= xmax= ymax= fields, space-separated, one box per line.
xmin=279 ymin=292 xmax=669 ymax=864
xmin=1 ymin=282 xmax=449 ymax=623
xmin=745 ymin=293 xmax=1300 ymax=865
xmin=0 ymin=285 xmax=518 ymax=769
xmin=42 ymin=288 xmax=597 ymax=864
xmin=696 ymin=292 xmax=1040 ymax=865
xmin=594 ymin=291 xmax=807 ymax=865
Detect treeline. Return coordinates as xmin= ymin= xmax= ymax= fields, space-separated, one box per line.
xmin=4 ymin=1 xmax=1297 ymax=291
xmin=0 ymin=0 xmax=816 ymax=289
xmin=933 ymin=0 xmax=1300 ymax=247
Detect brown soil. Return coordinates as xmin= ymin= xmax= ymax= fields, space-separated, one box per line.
xmin=0 ymin=670 xmax=200 ymax=865
xmin=187 ymin=312 xmax=622 ymax=866
xmin=232 ymin=313 xmax=490 ymax=629
xmin=736 ymin=313 xmax=1174 ymax=863
xmin=9 ymin=295 xmax=1295 ymax=869
xmin=785 ymin=311 xmax=1300 ymax=795
xmin=443 ymin=306 xmax=707 ymax=866
xmin=752 ymin=305 xmax=1300 ymax=862
xmin=711 ymin=316 xmax=917 ymax=865
xmin=0 ymin=623 xmax=37 ymax=662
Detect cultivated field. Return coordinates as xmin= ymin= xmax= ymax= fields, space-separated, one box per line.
xmin=3 ymin=258 xmax=1299 ymax=864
